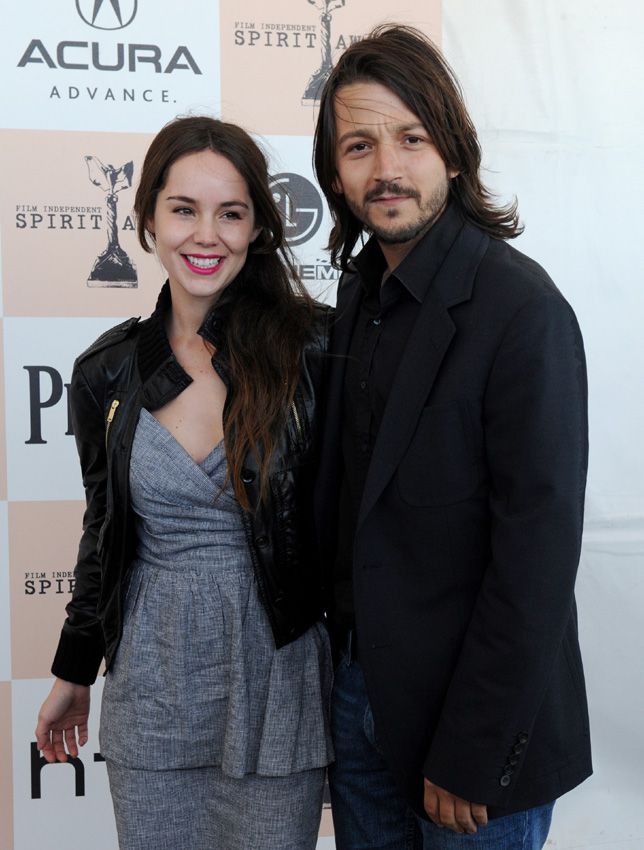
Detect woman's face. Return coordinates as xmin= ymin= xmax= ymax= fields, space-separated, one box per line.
xmin=148 ymin=149 xmax=260 ymax=309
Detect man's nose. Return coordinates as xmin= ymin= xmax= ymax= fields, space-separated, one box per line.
xmin=373 ymin=142 xmax=403 ymax=184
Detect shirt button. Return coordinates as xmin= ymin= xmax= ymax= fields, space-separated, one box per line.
xmin=500 ymin=775 xmax=512 ymax=788
xmin=371 ymin=317 xmax=382 ymax=326
xmin=360 ymin=380 xmax=367 ymax=390
xmin=255 ymin=535 xmax=269 ymax=547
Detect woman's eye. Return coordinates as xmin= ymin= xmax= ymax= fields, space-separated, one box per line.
xmin=173 ymin=207 xmax=194 ymax=216
xmin=222 ymin=211 xmax=242 ymax=220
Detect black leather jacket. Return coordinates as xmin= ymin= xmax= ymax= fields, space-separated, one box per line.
xmin=52 ymin=285 xmax=332 ymax=686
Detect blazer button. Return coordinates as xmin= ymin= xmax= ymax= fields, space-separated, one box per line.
xmin=241 ymin=468 xmax=255 ymax=484
xmin=500 ymin=775 xmax=512 ymax=788
xmin=255 ymin=535 xmax=269 ymax=547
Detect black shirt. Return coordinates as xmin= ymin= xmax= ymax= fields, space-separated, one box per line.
xmin=333 ymin=204 xmax=464 ymax=634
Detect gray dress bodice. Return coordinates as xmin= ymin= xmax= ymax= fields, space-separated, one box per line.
xmin=99 ymin=408 xmax=333 ymax=776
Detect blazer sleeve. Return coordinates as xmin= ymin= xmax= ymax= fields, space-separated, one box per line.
xmin=422 ymin=287 xmax=588 ymax=805
xmin=50 ymin=360 xmax=107 ymax=685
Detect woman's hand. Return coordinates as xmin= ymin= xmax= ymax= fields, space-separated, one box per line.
xmin=35 ymin=678 xmax=91 ymax=763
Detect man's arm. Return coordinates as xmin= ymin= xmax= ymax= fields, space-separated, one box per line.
xmin=423 ymin=287 xmax=588 ymax=809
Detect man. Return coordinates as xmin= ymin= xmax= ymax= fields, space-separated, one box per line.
xmin=312 ymin=25 xmax=591 ymax=850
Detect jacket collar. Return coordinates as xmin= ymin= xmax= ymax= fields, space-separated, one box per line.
xmin=352 ymin=202 xmax=467 ymax=306
xmin=135 ymin=282 xmax=233 ymax=407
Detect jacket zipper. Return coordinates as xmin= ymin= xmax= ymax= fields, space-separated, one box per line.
xmin=290 ymin=399 xmax=302 ymax=442
xmin=105 ymin=399 xmax=120 ymax=448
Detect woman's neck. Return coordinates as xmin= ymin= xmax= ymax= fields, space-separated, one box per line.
xmin=165 ymin=283 xmax=219 ymax=342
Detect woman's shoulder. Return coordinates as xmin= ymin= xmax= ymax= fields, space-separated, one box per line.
xmin=75 ymin=316 xmax=141 ymax=367
xmin=307 ymin=300 xmax=334 ymax=353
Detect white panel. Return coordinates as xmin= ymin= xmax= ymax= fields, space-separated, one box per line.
xmin=12 ymin=678 xmax=116 ymax=850
xmin=263 ymin=134 xmax=339 ymax=306
xmin=4 ymin=317 xmax=125 ymax=501
xmin=0 ymin=0 xmax=221 ymax=132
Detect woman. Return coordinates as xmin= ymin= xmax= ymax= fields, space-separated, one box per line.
xmin=35 ymin=116 xmax=333 ymax=850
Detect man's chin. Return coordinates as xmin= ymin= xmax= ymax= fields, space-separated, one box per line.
xmin=369 ymin=223 xmax=430 ymax=246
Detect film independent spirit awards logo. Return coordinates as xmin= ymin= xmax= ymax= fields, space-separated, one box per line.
xmin=303 ymin=0 xmax=346 ymax=104
xmin=76 ymin=0 xmax=138 ymax=31
xmin=85 ymin=155 xmax=137 ymax=287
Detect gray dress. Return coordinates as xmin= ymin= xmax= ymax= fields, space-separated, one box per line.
xmin=99 ymin=409 xmax=333 ymax=848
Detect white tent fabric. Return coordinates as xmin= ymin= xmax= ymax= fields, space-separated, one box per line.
xmin=443 ymin=2 xmax=644 ymax=847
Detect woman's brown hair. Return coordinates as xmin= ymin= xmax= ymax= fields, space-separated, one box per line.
xmin=135 ymin=116 xmax=314 ymax=509
xmin=313 ymin=25 xmax=523 ymax=270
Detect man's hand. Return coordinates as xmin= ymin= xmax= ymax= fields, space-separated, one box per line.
xmin=424 ymin=778 xmax=488 ymax=834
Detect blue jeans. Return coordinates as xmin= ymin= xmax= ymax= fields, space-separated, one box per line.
xmin=328 ymin=654 xmax=554 ymax=850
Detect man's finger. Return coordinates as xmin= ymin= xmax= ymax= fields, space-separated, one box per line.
xmin=423 ymin=785 xmax=442 ymax=826
xmin=472 ymin=802 xmax=488 ymax=826
xmin=454 ymin=797 xmax=477 ymax=834
xmin=437 ymin=791 xmax=462 ymax=833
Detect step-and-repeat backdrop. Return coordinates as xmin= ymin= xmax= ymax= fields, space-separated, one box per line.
xmin=1 ymin=2 xmax=642 ymax=849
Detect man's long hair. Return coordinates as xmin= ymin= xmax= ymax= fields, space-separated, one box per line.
xmin=313 ymin=25 xmax=523 ymax=270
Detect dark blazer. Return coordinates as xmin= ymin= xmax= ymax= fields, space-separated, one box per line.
xmin=315 ymin=207 xmax=592 ymax=816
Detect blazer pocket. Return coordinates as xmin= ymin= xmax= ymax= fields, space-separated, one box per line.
xmin=397 ymin=400 xmax=481 ymax=506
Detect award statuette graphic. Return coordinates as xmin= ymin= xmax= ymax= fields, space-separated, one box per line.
xmin=302 ymin=0 xmax=346 ymax=105
xmin=85 ymin=155 xmax=137 ymax=288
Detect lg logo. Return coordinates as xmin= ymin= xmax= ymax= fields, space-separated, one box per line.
xmin=270 ymin=173 xmax=323 ymax=247
xmin=76 ymin=0 xmax=138 ymax=31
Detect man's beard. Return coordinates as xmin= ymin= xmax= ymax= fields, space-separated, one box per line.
xmin=347 ymin=180 xmax=449 ymax=245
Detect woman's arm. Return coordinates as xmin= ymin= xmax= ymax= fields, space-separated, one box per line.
xmin=35 ymin=678 xmax=91 ymax=763
xmin=51 ymin=358 xmax=109 ymax=684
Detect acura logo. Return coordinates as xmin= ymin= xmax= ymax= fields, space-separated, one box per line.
xmin=76 ymin=0 xmax=138 ymax=31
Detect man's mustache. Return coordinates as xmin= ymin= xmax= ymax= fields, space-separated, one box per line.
xmin=364 ymin=182 xmax=421 ymax=203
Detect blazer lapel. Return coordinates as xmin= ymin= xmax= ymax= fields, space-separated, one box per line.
xmin=314 ymin=270 xmax=363 ymax=542
xmin=357 ymin=224 xmax=489 ymax=527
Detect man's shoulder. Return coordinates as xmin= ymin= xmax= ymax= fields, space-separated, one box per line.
xmin=474 ymin=232 xmax=573 ymax=312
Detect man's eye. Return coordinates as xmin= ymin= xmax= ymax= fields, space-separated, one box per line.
xmin=348 ymin=142 xmax=369 ymax=153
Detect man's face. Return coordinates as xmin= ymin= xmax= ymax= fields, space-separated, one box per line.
xmin=333 ymin=80 xmax=457 ymax=260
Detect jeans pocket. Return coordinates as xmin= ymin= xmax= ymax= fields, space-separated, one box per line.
xmin=363 ymin=702 xmax=386 ymax=757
